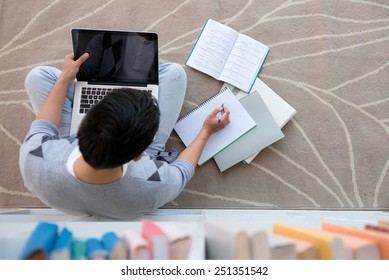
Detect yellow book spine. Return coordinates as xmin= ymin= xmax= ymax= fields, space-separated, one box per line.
xmin=273 ymin=224 xmax=333 ymax=260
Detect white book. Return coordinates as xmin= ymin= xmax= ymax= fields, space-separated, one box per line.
xmin=223 ymin=78 xmax=297 ymax=163
xmin=204 ymin=222 xmax=251 ymax=260
xmin=186 ymin=19 xmax=270 ymax=92
xmin=267 ymin=233 xmax=298 ymax=260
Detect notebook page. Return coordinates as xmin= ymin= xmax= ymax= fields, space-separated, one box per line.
xmin=174 ymin=87 xmax=256 ymax=165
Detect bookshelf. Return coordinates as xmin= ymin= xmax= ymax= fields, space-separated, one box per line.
xmin=1 ymin=208 xmax=389 ymax=260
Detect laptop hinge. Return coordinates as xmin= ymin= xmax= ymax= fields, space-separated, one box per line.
xmin=87 ymin=81 xmax=147 ymax=87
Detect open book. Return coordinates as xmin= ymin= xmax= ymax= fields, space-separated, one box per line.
xmin=186 ymin=19 xmax=270 ymax=93
xmin=174 ymin=87 xmax=256 ymax=165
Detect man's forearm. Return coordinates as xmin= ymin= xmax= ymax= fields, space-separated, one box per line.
xmin=176 ymin=129 xmax=211 ymax=168
xmin=35 ymin=77 xmax=71 ymax=127
xmin=35 ymin=53 xmax=89 ymax=127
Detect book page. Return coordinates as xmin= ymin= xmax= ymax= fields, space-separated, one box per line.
xmin=220 ymin=34 xmax=269 ymax=92
xmin=186 ymin=19 xmax=238 ymax=79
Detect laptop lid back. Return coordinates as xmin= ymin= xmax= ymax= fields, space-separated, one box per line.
xmin=71 ymin=29 xmax=158 ymax=86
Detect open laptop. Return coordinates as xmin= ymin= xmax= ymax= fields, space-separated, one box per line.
xmin=70 ymin=29 xmax=159 ymax=135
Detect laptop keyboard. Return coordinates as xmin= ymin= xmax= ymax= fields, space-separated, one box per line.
xmin=79 ymin=87 xmax=152 ymax=114
xmin=79 ymin=87 xmax=112 ymax=114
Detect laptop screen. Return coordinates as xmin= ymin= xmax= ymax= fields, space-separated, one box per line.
xmin=71 ymin=29 xmax=158 ymax=85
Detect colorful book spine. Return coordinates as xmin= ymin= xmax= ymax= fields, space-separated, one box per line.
xmin=71 ymin=239 xmax=87 ymax=260
xmin=19 ymin=222 xmax=58 ymax=260
xmin=86 ymin=238 xmax=107 ymax=260
xmin=50 ymin=227 xmax=73 ymax=260
xmin=101 ymin=231 xmax=128 ymax=260
xmin=141 ymin=219 xmax=169 ymax=260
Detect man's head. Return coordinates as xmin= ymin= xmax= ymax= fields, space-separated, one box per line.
xmin=77 ymin=88 xmax=160 ymax=169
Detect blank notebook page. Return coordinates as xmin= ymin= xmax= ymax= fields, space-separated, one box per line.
xmin=174 ymin=87 xmax=256 ymax=165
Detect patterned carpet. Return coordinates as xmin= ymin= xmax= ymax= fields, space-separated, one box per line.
xmin=0 ymin=0 xmax=388 ymax=211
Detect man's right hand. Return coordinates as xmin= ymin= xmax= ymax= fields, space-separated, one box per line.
xmin=58 ymin=53 xmax=90 ymax=86
xmin=201 ymin=105 xmax=230 ymax=137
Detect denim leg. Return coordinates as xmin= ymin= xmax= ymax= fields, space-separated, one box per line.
xmin=24 ymin=64 xmax=187 ymax=148
xmin=146 ymin=63 xmax=187 ymax=155
xmin=24 ymin=66 xmax=76 ymax=139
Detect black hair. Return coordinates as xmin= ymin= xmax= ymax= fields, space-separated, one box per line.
xmin=77 ymin=88 xmax=160 ymax=169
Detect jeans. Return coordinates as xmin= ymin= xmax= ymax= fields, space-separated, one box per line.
xmin=24 ymin=63 xmax=187 ymax=154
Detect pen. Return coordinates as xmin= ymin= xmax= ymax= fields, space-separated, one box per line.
xmin=217 ymin=103 xmax=224 ymax=123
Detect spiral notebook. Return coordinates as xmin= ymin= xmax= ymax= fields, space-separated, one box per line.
xmin=174 ymin=87 xmax=256 ymax=166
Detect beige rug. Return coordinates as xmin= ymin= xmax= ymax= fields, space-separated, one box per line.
xmin=0 ymin=0 xmax=388 ymax=210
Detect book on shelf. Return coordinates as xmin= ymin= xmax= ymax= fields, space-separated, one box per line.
xmin=19 ymin=222 xmax=58 ymax=260
xmin=122 ymin=228 xmax=151 ymax=260
xmin=71 ymin=239 xmax=87 ymax=260
xmin=322 ymin=222 xmax=389 ymax=260
xmin=50 ymin=227 xmax=73 ymax=260
xmin=141 ymin=219 xmax=169 ymax=260
xmin=160 ymin=224 xmax=192 ymax=260
xmin=101 ymin=231 xmax=127 ymax=260
xmin=273 ymin=223 xmax=346 ymax=260
xmin=247 ymin=228 xmax=270 ymax=260
xmin=320 ymin=229 xmax=380 ymax=260
xmin=174 ymin=87 xmax=256 ymax=166
xmin=273 ymin=234 xmax=320 ymax=260
xmin=204 ymin=222 xmax=251 ymax=260
xmin=186 ymin=19 xmax=270 ymax=93
xmin=378 ymin=220 xmax=389 ymax=230
xmin=365 ymin=224 xmax=389 ymax=234
xmin=223 ymin=77 xmax=297 ymax=164
xmin=213 ymin=90 xmax=284 ymax=172
xmin=267 ymin=233 xmax=297 ymax=260
xmin=85 ymin=238 xmax=107 ymax=260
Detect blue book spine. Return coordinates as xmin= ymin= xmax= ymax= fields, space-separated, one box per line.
xmin=101 ymin=231 xmax=119 ymax=254
xmin=247 ymin=49 xmax=270 ymax=93
xmin=19 ymin=222 xmax=58 ymax=259
xmin=52 ymin=228 xmax=72 ymax=251
xmin=86 ymin=238 xmax=107 ymax=260
xmin=50 ymin=228 xmax=73 ymax=259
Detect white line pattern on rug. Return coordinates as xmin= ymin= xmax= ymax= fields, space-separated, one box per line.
xmin=183 ymin=189 xmax=276 ymax=207
xmin=268 ymin=146 xmax=345 ymax=207
xmin=0 ymin=0 xmax=62 ymax=52
xmin=250 ymin=162 xmax=320 ymax=207
xmin=0 ymin=124 xmax=22 ymax=146
xmin=373 ymin=158 xmax=389 ymax=207
xmin=0 ymin=186 xmax=36 ymax=197
xmin=0 ymin=0 xmax=117 ymax=58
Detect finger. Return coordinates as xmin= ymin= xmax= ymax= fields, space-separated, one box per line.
xmin=76 ymin=52 xmax=90 ymax=64
xmin=210 ymin=107 xmax=222 ymax=115
xmin=220 ymin=106 xmax=229 ymax=119
xmin=65 ymin=53 xmax=75 ymax=60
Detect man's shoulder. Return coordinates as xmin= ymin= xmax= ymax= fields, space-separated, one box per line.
xmin=20 ymin=130 xmax=77 ymax=166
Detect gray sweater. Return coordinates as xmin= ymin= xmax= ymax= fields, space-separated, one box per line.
xmin=19 ymin=120 xmax=194 ymax=220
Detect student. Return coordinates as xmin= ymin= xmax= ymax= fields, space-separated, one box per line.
xmin=19 ymin=53 xmax=230 ymax=220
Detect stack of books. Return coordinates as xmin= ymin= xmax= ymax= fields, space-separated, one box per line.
xmin=175 ymin=19 xmax=297 ymax=172
xmin=204 ymin=220 xmax=389 ymax=260
xmin=19 ymin=219 xmax=192 ymax=260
